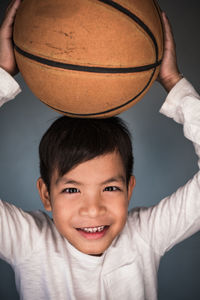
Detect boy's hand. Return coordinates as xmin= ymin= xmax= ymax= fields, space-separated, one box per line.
xmin=0 ymin=0 xmax=21 ymax=76
xmin=157 ymin=12 xmax=183 ymax=92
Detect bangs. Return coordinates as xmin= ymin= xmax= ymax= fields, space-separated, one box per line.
xmin=39 ymin=116 xmax=133 ymax=190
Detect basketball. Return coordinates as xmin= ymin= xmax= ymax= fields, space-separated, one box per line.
xmin=13 ymin=0 xmax=163 ymax=118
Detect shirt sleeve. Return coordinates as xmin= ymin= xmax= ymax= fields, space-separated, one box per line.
xmin=135 ymin=78 xmax=200 ymax=256
xmin=0 ymin=200 xmax=47 ymax=266
xmin=0 ymin=67 xmax=21 ymax=107
xmin=160 ymin=78 xmax=200 ymax=167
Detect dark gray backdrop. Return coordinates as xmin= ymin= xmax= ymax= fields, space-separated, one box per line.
xmin=0 ymin=0 xmax=200 ymax=299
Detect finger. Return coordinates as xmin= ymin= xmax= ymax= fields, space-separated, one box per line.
xmin=6 ymin=0 xmax=18 ymax=13
xmin=6 ymin=0 xmax=21 ymax=22
xmin=162 ymin=12 xmax=175 ymax=45
xmin=1 ymin=0 xmax=21 ymax=29
xmin=161 ymin=13 xmax=177 ymax=60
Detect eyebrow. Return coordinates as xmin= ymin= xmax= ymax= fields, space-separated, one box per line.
xmin=101 ymin=175 xmax=126 ymax=185
xmin=55 ymin=178 xmax=82 ymax=186
xmin=56 ymin=175 xmax=126 ymax=186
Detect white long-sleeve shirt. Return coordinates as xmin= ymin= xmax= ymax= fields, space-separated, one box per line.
xmin=0 ymin=67 xmax=200 ymax=300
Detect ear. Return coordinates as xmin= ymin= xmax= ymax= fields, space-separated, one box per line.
xmin=37 ymin=178 xmax=52 ymax=211
xmin=127 ymin=175 xmax=136 ymax=202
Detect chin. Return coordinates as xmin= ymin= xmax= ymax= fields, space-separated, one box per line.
xmin=77 ymin=242 xmax=110 ymax=256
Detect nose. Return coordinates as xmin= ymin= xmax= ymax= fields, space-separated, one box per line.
xmin=79 ymin=193 xmax=106 ymax=218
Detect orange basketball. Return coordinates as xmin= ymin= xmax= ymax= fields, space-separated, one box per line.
xmin=14 ymin=0 xmax=163 ymax=118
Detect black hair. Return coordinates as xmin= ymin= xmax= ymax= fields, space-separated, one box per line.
xmin=39 ymin=116 xmax=134 ymax=192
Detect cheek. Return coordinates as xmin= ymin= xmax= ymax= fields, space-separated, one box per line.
xmin=111 ymin=197 xmax=129 ymax=226
xmin=51 ymin=200 xmax=72 ymax=225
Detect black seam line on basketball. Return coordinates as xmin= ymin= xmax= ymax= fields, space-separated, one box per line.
xmin=14 ymin=45 xmax=161 ymax=73
xmin=97 ymin=0 xmax=159 ymax=60
xmin=43 ymin=68 xmax=156 ymax=117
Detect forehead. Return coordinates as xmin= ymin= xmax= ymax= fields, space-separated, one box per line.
xmin=53 ymin=152 xmax=126 ymax=185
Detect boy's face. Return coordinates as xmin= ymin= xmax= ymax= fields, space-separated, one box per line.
xmin=37 ymin=151 xmax=135 ymax=255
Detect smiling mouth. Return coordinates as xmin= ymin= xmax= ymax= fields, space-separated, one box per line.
xmin=77 ymin=225 xmax=108 ymax=233
xmin=76 ymin=225 xmax=109 ymax=239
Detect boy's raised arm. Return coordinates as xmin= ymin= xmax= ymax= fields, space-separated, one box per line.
xmin=133 ymin=13 xmax=200 ymax=256
xmin=0 ymin=0 xmax=21 ymax=76
xmin=0 ymin=0 xmax=21 ymax=107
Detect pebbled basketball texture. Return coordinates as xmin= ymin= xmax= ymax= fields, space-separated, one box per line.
xmin=13 ymin=0 xmax=163 ymax=118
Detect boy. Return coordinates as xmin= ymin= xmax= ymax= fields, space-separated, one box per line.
xmin=0 ymin=0 xmax=200 ymax=299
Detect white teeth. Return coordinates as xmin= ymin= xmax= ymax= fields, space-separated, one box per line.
xmin=81 ymin=226 xmax=105 ymax=233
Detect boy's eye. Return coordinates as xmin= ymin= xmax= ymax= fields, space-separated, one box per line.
xmin=63 ymin=188 xmax=80 ymax=194
xmin=104 ymin=186 xmax=120 ymax=192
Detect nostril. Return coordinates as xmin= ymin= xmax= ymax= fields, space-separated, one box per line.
xmin=79 ymin=204 xmax=106 ymax=217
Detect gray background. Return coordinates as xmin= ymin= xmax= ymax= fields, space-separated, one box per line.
xmin=0 ymin=0 xmax=200 ymax=299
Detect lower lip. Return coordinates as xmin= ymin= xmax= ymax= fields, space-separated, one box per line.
xmin=77 ymin=226 xmax=109 ymax=240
